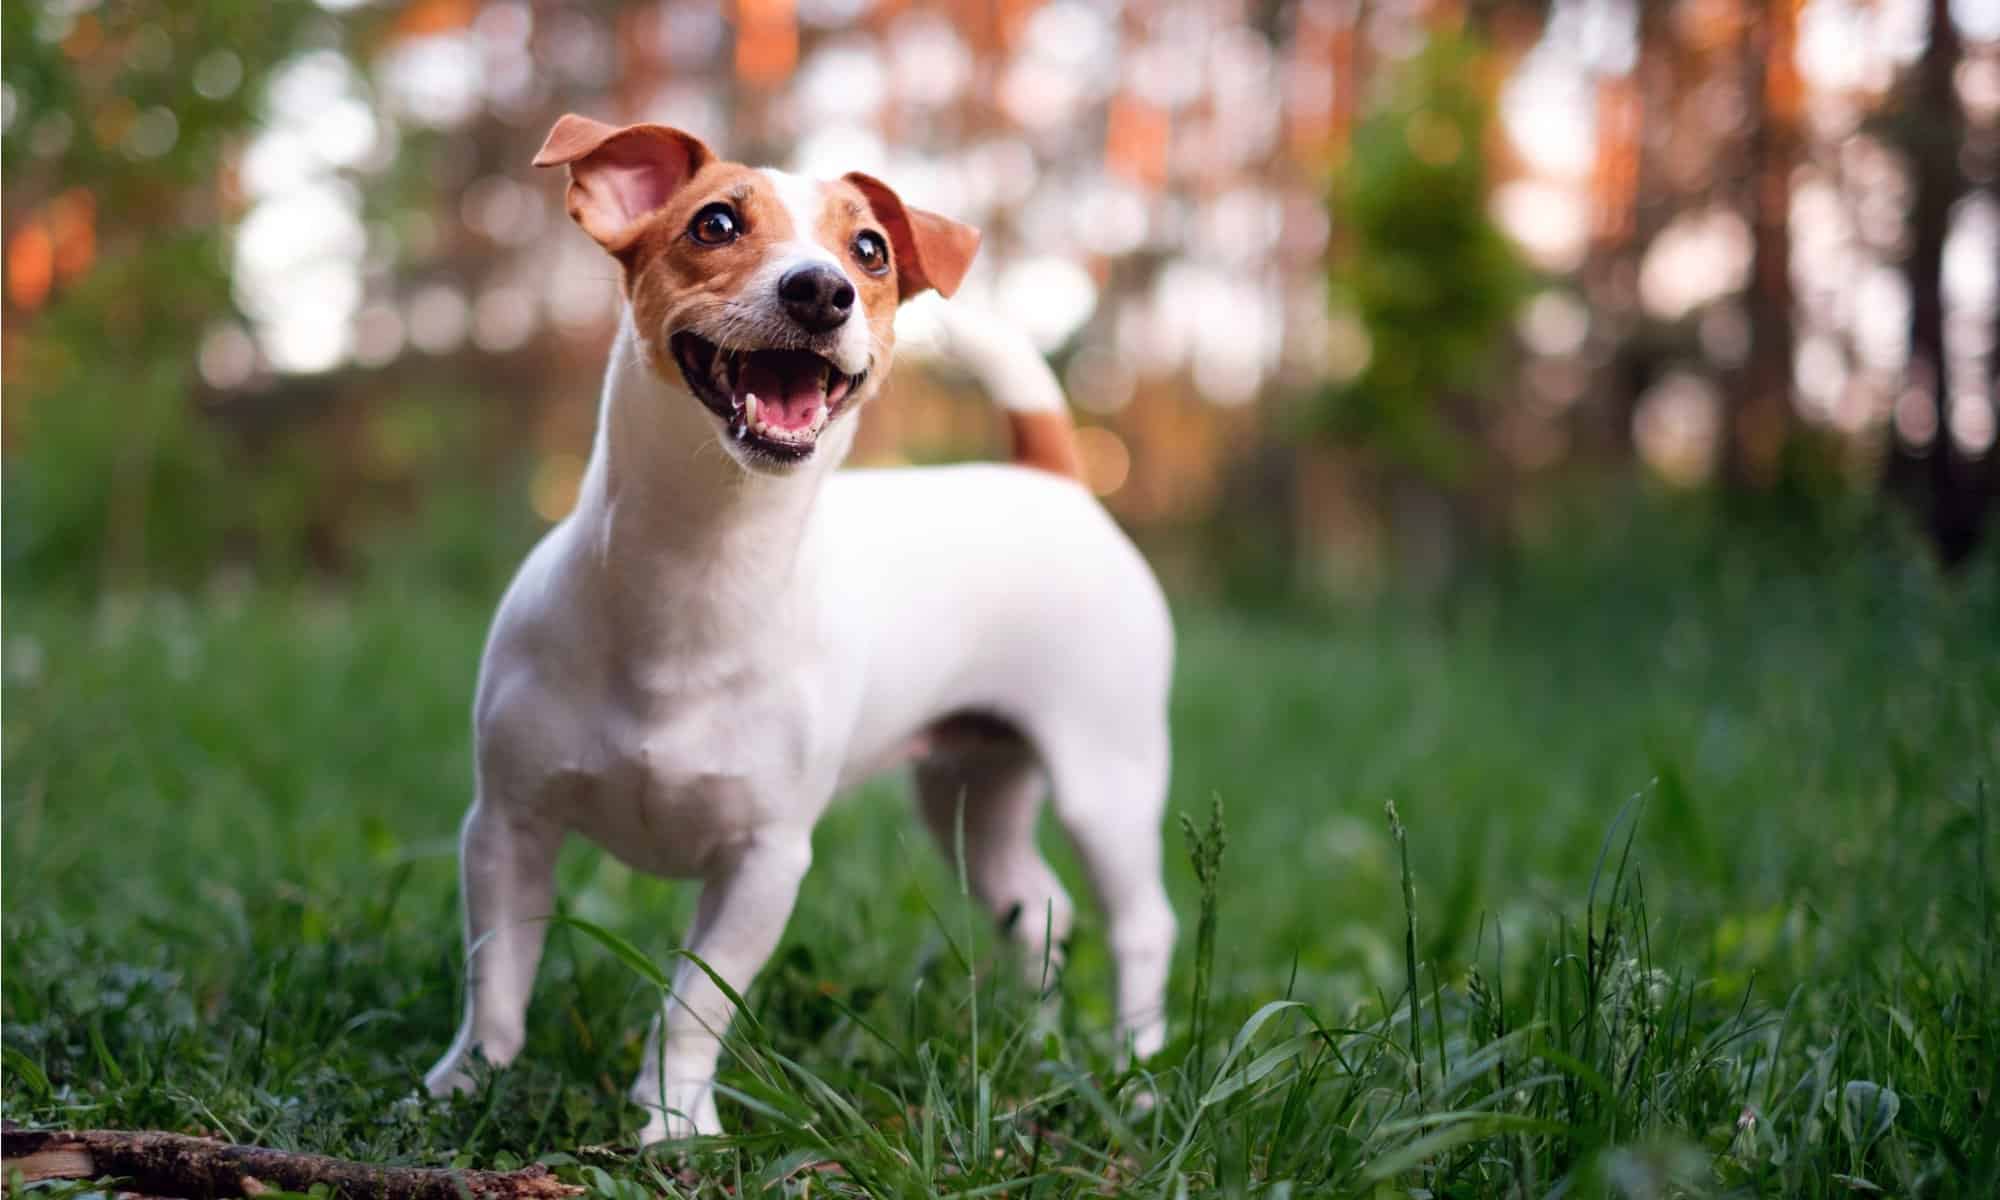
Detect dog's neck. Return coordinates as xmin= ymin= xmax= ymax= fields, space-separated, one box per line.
xmin=567 ymin=310 xmax=857 ymax=666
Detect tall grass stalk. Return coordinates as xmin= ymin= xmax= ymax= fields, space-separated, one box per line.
xmin=1179 ymin=794 xmax=1227 ymax=1089
xmin=1386 ymin=798 xmax=1423 ymax=1108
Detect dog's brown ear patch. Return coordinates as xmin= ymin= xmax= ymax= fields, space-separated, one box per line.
xmin=842 ymin=172 xmax=981 ymax=301
xmin=534 ymin=115 xmax=713 ymax=251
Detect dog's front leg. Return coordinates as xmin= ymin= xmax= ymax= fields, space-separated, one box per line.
xmin=425 ymin=799 xmax=562 ymax=1097
xmin=631 ymin=831 xmax=813 ymax=1144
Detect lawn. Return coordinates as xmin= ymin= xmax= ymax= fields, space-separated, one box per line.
xmin=5 ymin=513 xmax=1998 ymax=1197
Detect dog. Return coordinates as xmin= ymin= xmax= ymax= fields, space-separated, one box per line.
xmin=423 ymin=115 xmax=1177 ymax=1145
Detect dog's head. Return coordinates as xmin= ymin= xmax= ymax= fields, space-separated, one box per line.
xmin=534 ymin=115 xmax=980 ymax=474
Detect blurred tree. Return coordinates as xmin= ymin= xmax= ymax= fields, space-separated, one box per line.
xmin=6 ymin=0 xmax=1990 ymax=600
xmin=1886 ymin=0 xmax=1994 ymax=564
xmin=1307 ymin=28 xmax=1529 ymax=587
xmin=1723 ymin=0 xmax=1801 ymax=490
xmin=1589 ymin=0 xmax=1682 ymax=465
xmin=2 ymin=1 xmax=356 ymax=591
xmin=1314 ymin=31 xmax=1528 ymax=482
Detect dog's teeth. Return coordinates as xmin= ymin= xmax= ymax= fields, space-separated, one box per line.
xmin=743 ymin=392 xmax=760 ymax=425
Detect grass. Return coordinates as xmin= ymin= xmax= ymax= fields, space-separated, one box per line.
xmin=5 ymin=512 xmax=1999 ymax=1197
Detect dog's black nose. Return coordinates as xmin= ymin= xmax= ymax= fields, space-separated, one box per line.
xmin=778 ymin=264 xmax=856 ymax=333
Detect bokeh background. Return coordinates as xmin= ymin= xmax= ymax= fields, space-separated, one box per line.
xmin=6 ymin=0 xmax=1997 ymax=600
xmin=8 ymin=7 xmax=2000 ymax=1189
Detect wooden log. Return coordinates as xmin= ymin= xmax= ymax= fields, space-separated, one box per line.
xmin=1 ymin=1126 xmax=584 ymax=1199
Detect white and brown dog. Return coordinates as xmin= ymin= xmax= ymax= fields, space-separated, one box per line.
xmin=423 ymin=115 xmax=1176 ymax=1145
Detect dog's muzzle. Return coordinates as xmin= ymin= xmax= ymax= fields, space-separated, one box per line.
xmin=671 ymin=332 xmax=866 ymax=463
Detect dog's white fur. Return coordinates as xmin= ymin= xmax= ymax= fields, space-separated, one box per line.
xmin=749 ymin=169 xmax=873 ymax=374
xmin=423 ymin=152 xmax=1176 ymax=1145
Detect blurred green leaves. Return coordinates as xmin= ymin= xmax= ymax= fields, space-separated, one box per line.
xmin=1314 ymin=32 xmax=1530 ymax=482
xmin=3 ymin=2 xmax=340 ymax=592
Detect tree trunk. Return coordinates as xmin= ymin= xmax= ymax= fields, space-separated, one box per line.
xmin=1899 ymin=0 xmax=1991 ymax=564
xmin=1723 ymin=0 xmax=1800 ymax=490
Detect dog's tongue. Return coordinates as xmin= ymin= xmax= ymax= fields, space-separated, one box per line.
xmin=739 ymin=350 xmax=826 ymax=431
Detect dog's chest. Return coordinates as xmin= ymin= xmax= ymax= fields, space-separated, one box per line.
xmin=559 ymin=676 xmax=823 ymax=878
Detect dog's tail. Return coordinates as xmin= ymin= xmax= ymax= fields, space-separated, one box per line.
xmin=926 ymin=300 xmax=1085 ymax=481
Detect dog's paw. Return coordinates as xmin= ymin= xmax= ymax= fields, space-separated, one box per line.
xmin=635 ymin=1090 xmax=723 ymax=1147
xmin=635 ymin=1111 xmax=678 ymax=1149
xmin=423 ymin=1058 xmax=479 ymax=1099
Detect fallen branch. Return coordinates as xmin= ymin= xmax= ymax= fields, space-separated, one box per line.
xmin=1 ymin=1126 xmax=583 ymax=1199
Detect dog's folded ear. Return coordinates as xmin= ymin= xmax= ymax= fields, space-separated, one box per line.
xmin=842 ymin=173 xmax=982 ymax=302
xmin=534 ymin=115 xmax=713 ymax=251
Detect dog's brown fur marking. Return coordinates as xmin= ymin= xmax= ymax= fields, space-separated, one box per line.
xmin=537 ymin=117 xmax=1060 ymax=478
xmin=1007 ymin=411 xmax=1087 ymax=482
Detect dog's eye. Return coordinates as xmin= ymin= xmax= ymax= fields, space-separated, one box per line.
xmin=850 ymin=230 xmax=890 ymax=276
xmin=688 ymin=203 xmax=741 ymax=246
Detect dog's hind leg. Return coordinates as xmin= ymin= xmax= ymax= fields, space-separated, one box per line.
xmin=915 ymin=734 xmax=1076 ymax=992
xmin=1039 ymin=730 xmax=1177 ymax=1063
xmin=425 ymin=797 xmax=562 ymax=1096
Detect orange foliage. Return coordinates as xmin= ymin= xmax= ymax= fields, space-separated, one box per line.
xmin=48 ymin=190 xmax=98 ymax=280
xmin=1106 ymin=95 xmax=1171 ymax=190
xmin=1286 ymin=1 xmax=1340 ymax=161
xmin=393 ymin=0 xmax=478 ymax=38
xmin=8 ymin=189 xmax=100 ymax=312
xmin=61 ymin=12 xmax=104 ymax=61
xmin=1764 ymin=0 xmax=1805 ymax=125
xmin=1590 ymin=77 xmax=1641 ymax=244
xmin=8 ymin=225 xmax=56 ymax=312
xmin=734 ymin=0 xmax=798 ymax=86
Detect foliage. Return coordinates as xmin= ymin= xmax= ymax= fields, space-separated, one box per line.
xmin=1314 ymin=32 xmax=1531 ymax=482
xmin=1 ymin=1 xmax=385 ymax=591
xmin=6 ymin=519 xmax=1996 ymax=1195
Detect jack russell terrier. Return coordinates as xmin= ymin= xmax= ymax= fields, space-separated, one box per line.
xmin=423 ymin=115 xmax=1177 ymax=1145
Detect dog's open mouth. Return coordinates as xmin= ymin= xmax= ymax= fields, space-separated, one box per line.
xmin=671 ymin=333 xmax=864 ymax=462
